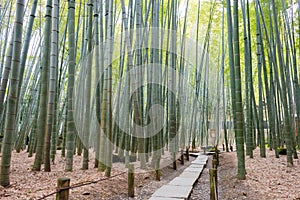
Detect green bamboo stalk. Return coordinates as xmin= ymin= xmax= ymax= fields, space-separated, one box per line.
xmin=32 ymin=0 xmax=53 ymax=171
xmin=280 ymin=0 xmax=298 ymax=158
xmin=233 ymin=0 xmax=246 ymax=180
xmin=94 ymin=0 xmax=101 ymax=168
xmin=82 ymin=0 xmax=93 ymax=170
xmin=135 ymin=0 xmax=146 ymax=169
xmin=65 ymin=0 xmax=76 ymax=171
xmin=0 ymin=34 xmax=13 ymax=118
xmin=255 ymin=0 xmax=266 ymax=158
xmin=61 ymin=104 xmax=67 ymax=157
xmin=257 ymin=0 xmax=279 ymax=157
xmin=246 ymin=0 xmax=254 ymax=154
xmin=270 ymin=0 xmax=293 ymax=166
xmin=49 ymin=9 xmax=62 ymax=164
xmin=221 ymin=0 xmax=229 ymax=153
xmin=189 ymin=0 xmax=201 ymax=150
xmin=292 ymin=1 xmax=300 ymax=149
xmin=103 ymin=0 xmax=113 ymax=177
xmin=98 ymin=0 xmax=106 ymax=172
xmin=44 ymin=0 xmax=59 ymax=172
xmin=241 ymin=0 xmax=252 ymax=157
xmin=0 ymin=1 xmax=12 ymax=88
xmin=226 ymin=0 xmax=236 ymax=140
xmin=155 ymin=0 xmax=163 ymax=175
xmin=297 ymin=0 xmax=300 ymax=147
xmin=29 ymin=80 xmax=41 ymax=158
xmin=178 ymin=0 xmax=189 ymax=164
xmin=0 ymin=0 xmax=25 ymax=186
xmin=17 ymin=0 xmax=38 ymax=102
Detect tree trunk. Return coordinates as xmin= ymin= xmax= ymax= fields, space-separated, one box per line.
xmin=65 ymin=0 xmax=76 ymax=172
xmin=0 ymin=0 xmax=25 ymax=186
xmin=233 ymin=0 xmax=246 ymax=180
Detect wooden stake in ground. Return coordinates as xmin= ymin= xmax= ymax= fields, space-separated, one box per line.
xmin=56 ymin=177 xmax=70 ymax=200
xmin=128 ymin=164 xmax=134 ymax=197
xmin=210 ymin=168 xmax=218 ymax=200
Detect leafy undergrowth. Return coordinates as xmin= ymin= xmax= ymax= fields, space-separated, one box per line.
xmin=218 ymin=148 xmax=300 ymax=199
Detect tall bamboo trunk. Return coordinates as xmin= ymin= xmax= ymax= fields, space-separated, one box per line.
xmin=65 ymin=0 xmax=76 ymax=172
xmin=43 ymin=0 xmax=59 ymax=172
xmin=233 ymin=0 xmax=246 ymax=180
xmin=270 ymin=0 xmax=293 ymax=166
xmin=32 ymin=0 xmax=53 ymax=171
xmin=0 ymin=0 xmax=25 ymax=186
xmin=103 ymin=0 xmax=113 ymax=177
xmin=82 ymin=0 xmax=93 ymax=170
xmin=254 ymin=1 xmax=266 ymax=158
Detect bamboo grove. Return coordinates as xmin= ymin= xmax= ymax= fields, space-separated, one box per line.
xmin=0 ymin=0 xmax=299 ymax=186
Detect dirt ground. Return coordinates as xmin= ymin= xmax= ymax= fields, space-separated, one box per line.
xmin=0 ymin=149 xmax=195 ymax=199
xmin=1 ymin=148 xmax=300 ymax=199
xmin=192 ymin=148 xmax=300 ymax=200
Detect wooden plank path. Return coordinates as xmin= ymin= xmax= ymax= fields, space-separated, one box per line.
xmin=149 ymin=154 xmax=208 ymax=200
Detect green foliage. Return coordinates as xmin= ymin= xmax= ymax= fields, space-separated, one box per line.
xmin=278 ymin=147 xmax=287 ymax=155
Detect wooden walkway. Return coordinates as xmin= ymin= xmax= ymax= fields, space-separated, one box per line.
xmin=149 ymin=154 xmax=208 ymax=200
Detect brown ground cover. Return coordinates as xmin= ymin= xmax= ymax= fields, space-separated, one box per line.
xmin=192 ymin=148 xmax=300 ymax=200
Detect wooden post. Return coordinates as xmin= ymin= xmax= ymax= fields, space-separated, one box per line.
xmin=128 ymin=164 xmax=134 ymax=197
xmin=212 ymin=159 xmax=217 ymax=169
xmin=186 ymin=147 xmax=189 ymax=161
xmin=56 ymin=177 xmax=70 ymax=200
xmin=172 ymin=152 xmax=177 ymax=170
xmin=180 ymin=149 xmax=184 ymax=165
xmin=215 ymin=147 xmax=219 ymax=166
xmin=155 ymin=169 xmax=160 ymax=181
xmin=155 ymin=158 xmax=161 ymax=181
xmin=215 ymin=168 xmax=218 ymax=196
xmin=209 ymin=169 xmax=218 ymax=200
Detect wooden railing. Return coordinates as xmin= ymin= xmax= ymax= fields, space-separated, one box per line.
xmin=210 ymin=147 xmax=219 ymax=200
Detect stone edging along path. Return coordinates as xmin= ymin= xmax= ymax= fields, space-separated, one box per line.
xmin=149 ymin=154 xmax=208 ymax=200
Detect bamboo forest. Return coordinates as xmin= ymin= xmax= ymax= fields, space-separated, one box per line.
xmin=0 ymin=0 xmax=299 ymax=199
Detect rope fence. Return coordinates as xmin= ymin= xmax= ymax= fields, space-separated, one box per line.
xmin=36 ymin=168 xmax=135 ymax=200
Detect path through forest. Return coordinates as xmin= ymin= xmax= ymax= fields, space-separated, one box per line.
xmin=0 ymin=150 xmax=195 ymax=199
xmin=0 ymin=148 xmax=300 ymax=199
xmin=192 ymin=148 xmax=300 ymax=199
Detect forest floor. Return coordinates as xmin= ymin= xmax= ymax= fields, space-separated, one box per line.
xmin=0 ymin=148 xmax=300 ymax=199
xmin=0 ymin=149 xmax=195 ymax=200
xmin=191 ymin=148 xmax=300 ymax=200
